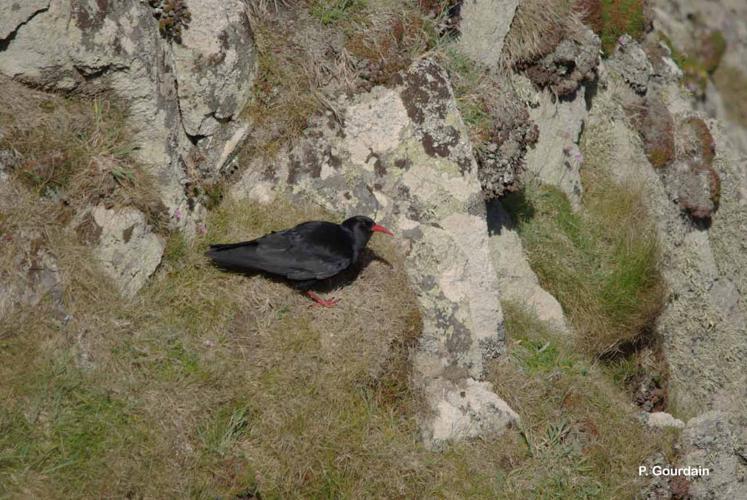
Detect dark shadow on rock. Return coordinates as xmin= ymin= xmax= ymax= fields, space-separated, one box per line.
xmin=487 ymin=191 xmax=534 ymax=236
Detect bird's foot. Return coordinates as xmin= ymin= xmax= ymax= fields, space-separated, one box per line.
xmin=305 ymin=291 xmax=340 ymax=308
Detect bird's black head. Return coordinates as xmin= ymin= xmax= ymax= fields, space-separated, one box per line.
xmin=342 ymin=216 xmax=393 ymax=254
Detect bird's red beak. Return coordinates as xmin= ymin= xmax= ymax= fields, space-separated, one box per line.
xmin=372 ymin=224 xmax=393 ymax=236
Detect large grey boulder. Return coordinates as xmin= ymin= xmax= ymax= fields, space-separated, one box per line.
xmin=0 ymin=0 xmax=256 ymax=226
xmin=232 ymin=58 xmax=518 ymax=449
xmin=457 ymin=0 xmax=521 ymax=69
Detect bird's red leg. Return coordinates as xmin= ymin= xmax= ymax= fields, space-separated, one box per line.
xmin=305 ymin=291 xmax=339 ymax=308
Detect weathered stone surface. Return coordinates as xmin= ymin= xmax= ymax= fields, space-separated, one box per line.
xmin=681 ymin=410 xmax=747 ymax=499
xmin=422 ymin=377 xmax=520 ymax=449
xmin=456 ymin=0 xmax=520 ymax=69
xmin=90 ymin=205 xmax=164 ymax=298
xmin=608 ymin=34 xmax=653 ymax=95
xmin=522 ymin=81 xmax=588 ymax=208
xmin=487 ymin=200 xmax=569 ymax=332
xmin=0 ymin=0 xmax=256 ymax=228
xmin=232 ymin=58 xmax=516 ymax=448
xmin=523 ymin=27 xmax=600 ymax=98
xmin=643 ymin=411 xmax=685 ymax=429
xmin=0 ymin=0 xmax=50 ymax=41
xmin=475 ymin=73 xmax=539 ymax=199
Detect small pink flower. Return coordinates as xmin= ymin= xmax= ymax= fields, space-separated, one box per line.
xmin=173 ymin=208 xmax=182 ymax=222
xmin=197 ymin=223 xmax=207 ymax=235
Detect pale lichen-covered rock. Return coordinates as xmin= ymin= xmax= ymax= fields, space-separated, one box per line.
xmin=520 ymin=77 xmax=589 ymax=208
xmin=643 ymin=411 xmax=685 ymax=429
xmin=456 ymin=0 xmax=521 ymax=69
xmin=0 ymin=0 xmax=256 ymax=227
xmin=608 ymin=34 xmax=653 ymax=95
xmin=90 ymin=205 xmax=165 ymax=298
xmin=487 ymin=200 xmax=569 ymax=332
xmin=232 ymin=58 xmax=516 ymax=448
xmin=422 ymin=377 xmax=520 ymax=449
xmin=523 ymin=27 xmax=601 ymax=98
xmin=0 ymin=0 xmax=49 ymax=41
xmin=475 ymin=73 xmax=539 ymax=199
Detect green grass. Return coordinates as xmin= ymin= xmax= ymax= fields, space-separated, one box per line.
xmin=487 ymin=302 xmax=679 ymax=498
xmin=310 ymin=0 xmax=367 ymax=25
xmin=502 ymin=156 xmax=665 ymax=357
xmin=579 ymin=0 xmax=647 ymax=56
xmin=1 ymin=185 xmax=677 ymax=497
xmin=0 ymin=2 xmax=679 ymax=495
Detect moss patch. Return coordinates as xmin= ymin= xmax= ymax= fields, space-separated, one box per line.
xmin=579 ymin=0 xmax=647 ymax=57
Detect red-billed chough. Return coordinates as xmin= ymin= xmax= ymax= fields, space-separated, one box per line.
xmin=206 ymin=215 xmax=393 ymax=307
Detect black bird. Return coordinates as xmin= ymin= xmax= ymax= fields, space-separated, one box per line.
xmin=206 ymin=215 xmax=394 ymax=307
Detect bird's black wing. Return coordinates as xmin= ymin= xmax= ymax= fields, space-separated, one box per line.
xmin=206 ymin=221 xmax=354 ymax=280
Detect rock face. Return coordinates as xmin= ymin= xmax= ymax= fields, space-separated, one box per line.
xmin=232 ymin=58 xmax=518 ymax=448
xmin=520 ymin=78 xmax=589 ymax=209
xmin=643 ymin=411 xmax=685 ymax=429
xmin=588 ymin=32 xmax=747 ymax=499
xmin=457 ymin=0 xmax=521 ymax=68
xmin=0 ymin=0 xmax=256 ymax=296
xmin=88 ymin=205 xmax=165 ymax=299
xmin=608 ymin=34 xmax=653 ymax=95
xmin=0 ymin=0 xmax=256 ymax=224
xmin=523 ymin=27 xmax=601 ymax=98
xmin=681 ymin=411 xmax=747 ymax=500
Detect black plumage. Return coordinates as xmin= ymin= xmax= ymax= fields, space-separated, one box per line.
xmin=206 ymin=215 xmax=393 ymax=307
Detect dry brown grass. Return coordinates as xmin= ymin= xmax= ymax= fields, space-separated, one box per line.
xmin=239 ymin=1 xmax=438 ymax=167
xmin=502 ymin=0 xmax=586 ymax=68
xmin=1 ymin=186 xmax=677 ymax=497
xmin=0 ymin=77 xmax=166 ymax=230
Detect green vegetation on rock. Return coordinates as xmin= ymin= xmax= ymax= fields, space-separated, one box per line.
xmin=580 ymin=0 xmax=647 ymax=56
xmin=503 ymin=159 xmax=665 ymax=357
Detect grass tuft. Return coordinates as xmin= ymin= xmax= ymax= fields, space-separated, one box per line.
xmin=502 ymin=0 xmax=583 ymax=67
xmin=0 ymin=78 xmax=167 ymax=230
xmin=503 ymin=149 xmax=665 ymax=357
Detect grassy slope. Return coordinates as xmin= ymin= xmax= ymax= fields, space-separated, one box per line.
xmin=1 ymin=1 xmax=680 ymax=497
xmin=0 ymin=193 xmax=677 ymax=497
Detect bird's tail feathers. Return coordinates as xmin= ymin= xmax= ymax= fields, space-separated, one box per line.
xmin=207 ymin=241 xmax=257 ymax=252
